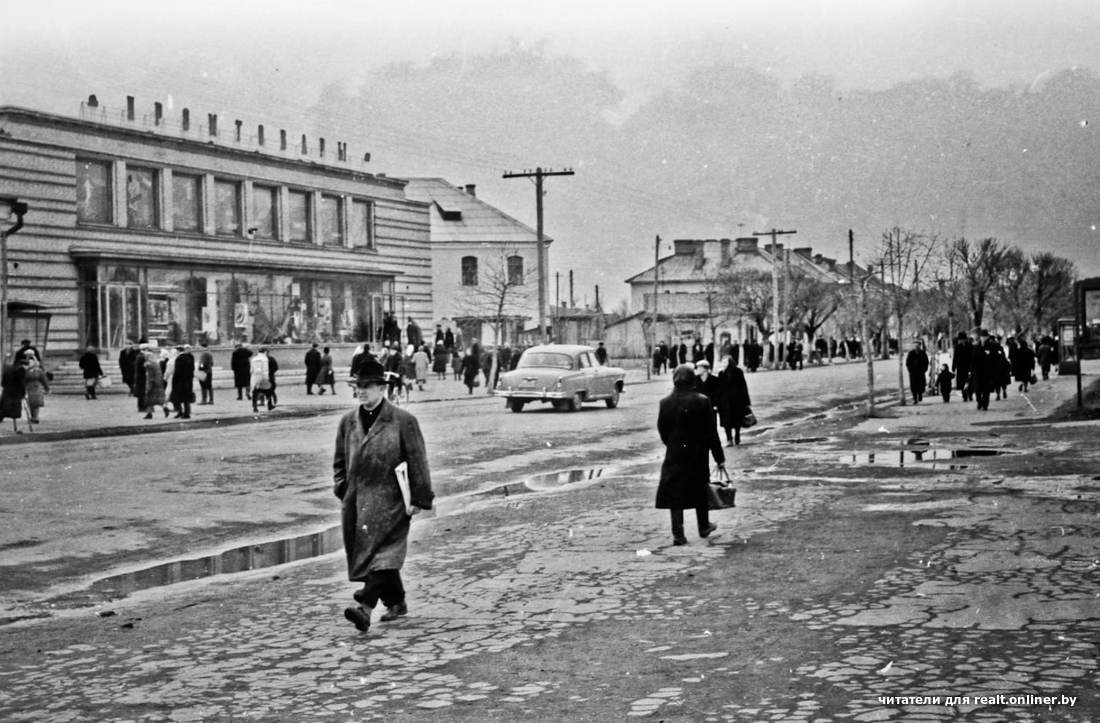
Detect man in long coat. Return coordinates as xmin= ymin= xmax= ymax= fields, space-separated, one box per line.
xmin=656 ymin=363 xmax=726 ymax=546
xmin=304 ymin=343 xmax=322 ymax=394
xmin=231 ymin=343 xmax=252 ymax=401
xmin=170 ymin=345 xmax=196 ymax=419
xmin=334 ymin=359 xmax=433 ymax=633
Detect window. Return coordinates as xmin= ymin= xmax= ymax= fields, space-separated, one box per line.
xmin=172 ymin=173 xmax=201 ymax=232
xmin=288 ymin=190 xmax=310 ymax=243
xmin=214 ymin=179 xmax=241 ymax=235
xmin=349 ymin=199 xmax=374 ymax=249
xmin=507 ymin=255 xmax=524 ymax=285
xmin=320 ymin=195 xmax=342 ymax=246
xmin=76 ymin=159 xmax=112 ymax=224
xmin=461 ymin=256 xmax=478 ymax=286
xmin=126 ymin=167 xmax=157 ymax=228
xmin=252 ymin=185 xmax=278 ymax=239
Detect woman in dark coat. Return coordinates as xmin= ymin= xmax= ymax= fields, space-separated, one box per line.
xmin=716 ymin=357 xmax=751 ymax=446
xmin=460 ymin=348 xmax=480 ymax=395
xmin=334 ymin=359 xmax=434 ymax=633
xmin=656 ymin=364 xmax=726 ymax=546
xmin=0 ymin=362 xmax=27 ymax=433
xmin=78 ymin=346 xmax=104 ymax=400
xmin=905 ymin=342 xmax=930 ymax=403
xmin=1012 ymin=339 xmax=1036 ymax=392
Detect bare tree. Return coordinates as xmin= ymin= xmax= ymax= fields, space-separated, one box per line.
xmin=870 ymin=227 xmax=940 ymax=405
xmin=723 ymin=268 xmax=775 ymax=338
xmin=1029 ymin=252 xmax=1077 ymax=335
xmin=950 ymin=237 xmax=1012 ymax=329
xmin=786 ymin=271 xmax=842 ymax=352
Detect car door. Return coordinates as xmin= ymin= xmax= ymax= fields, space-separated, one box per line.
xmin=579 ymin=351 xmax=605 ymax=396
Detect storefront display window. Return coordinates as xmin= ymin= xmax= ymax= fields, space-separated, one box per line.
xmin=85 ymin=263 xmax=388 ymax=349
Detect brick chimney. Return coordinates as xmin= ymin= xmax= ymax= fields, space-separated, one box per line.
xmin=735 ymin=237 xmax=758 ymax=253
xmin=464 ymin=184 xmax=476 ymax=197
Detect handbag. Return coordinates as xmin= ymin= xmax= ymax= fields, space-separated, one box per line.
xmin=706 ymin=467 xmax=737 ymax=510
xmin=741 ymin=408 xmax=757 ymax=428
xmin=96 ymin=375 xmax=112 ymax=389
xmin=1029 ymin=373 xmax=1037 ymax=384
xmin=196 ymin=369 xmax=209 ymax=383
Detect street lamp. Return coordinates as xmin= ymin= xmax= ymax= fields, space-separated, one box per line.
xmin=0 ymin=197 xmax=29 ymax=366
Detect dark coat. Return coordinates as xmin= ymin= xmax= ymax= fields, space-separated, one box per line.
xmin=969 ymin=341 xmax=999 ymax=393
xmin=694 ymin=374 xmax=720 ymax=407
xmin=906 ymin=348 xmax=929 ymax=395
xmin=1012 ymin=345 xmax=1035 ymax=381
xmin=0 ymin=364 xmax=26 ymax=419
xmin=118 ymin=346 xmax=137 ymax=386
xmin=333 ymin=400 xmax=434 ymax=581
xmin=655 ymin=387 xmax=725 ymax=510
xmin=231 ymin=347 xmax=252 ymax=388
xmin=79 ymin=351 xmax=103 ymax=380
xmin=716 ymin=365 xmax=751 ymax=429
xmin=170 ymin=351 xmax=196 ymax=404
xmin=144 ymin=356 xmax=166 ymax=407
xmin=952 ymin=340 xmax=973 ymax=390
xmin=304 ymin=347 xmax=322 ymax=385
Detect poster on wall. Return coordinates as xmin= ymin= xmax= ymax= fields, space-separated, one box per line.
xmin=234 ymin=302 xmax=251 ymax=330
xmin=1085 ymin=289 xmax=1100 ymax=325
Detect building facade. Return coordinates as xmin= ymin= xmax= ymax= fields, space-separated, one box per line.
xmin=0 ymin=99 xmax=432 ymax=359
xmin=402 ymin=178 xmax=543 ymax=348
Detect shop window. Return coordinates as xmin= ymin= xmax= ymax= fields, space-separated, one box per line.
xmin=76 ymin=159 xmax=112 ymax=224
xmin=461 ymin=255 xmax=478 ymax=286
xmin=252 ymin=184 xmax=278 ymax=239
xmin=288 ymin=190 xmax=310 ymax=243
xmin=172 ymin=173 xmax=201 ymax=232
xmin=507 ymin=255 xmax=524 ymax=285
xmin=214 ymin=179 xmax=241 ymax=235
xmin=349 ymin=199 xmax=374 ymax=249
xmin=320 ymin=195 xmax=343 ymax=246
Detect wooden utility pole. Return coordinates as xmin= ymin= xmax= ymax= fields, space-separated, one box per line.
xmin=648 ymin=234 xmax=661 ymax=381
xmin=753 ymin=228 xmax=797 ymax=369
xmin=503 ymin=167 xmax=574 ymax=343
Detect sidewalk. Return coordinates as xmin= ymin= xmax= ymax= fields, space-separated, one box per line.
xmin=0 ymin=367 xmax=657 ymax=444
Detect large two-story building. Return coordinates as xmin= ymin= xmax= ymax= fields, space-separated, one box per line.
xmin=0 ymin=96 xmax=433 ymax=361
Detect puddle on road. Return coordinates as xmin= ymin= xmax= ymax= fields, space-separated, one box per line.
xmin=840 ymin=448 xmax=1016 ymax=470
xmin=78 ymin=527 xmax=343 ymax=601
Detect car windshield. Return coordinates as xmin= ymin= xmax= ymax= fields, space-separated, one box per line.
xmin=518 ymin=352 xmax=574 ymax=370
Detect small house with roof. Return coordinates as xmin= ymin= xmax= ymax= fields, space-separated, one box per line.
xmin=402 ymin=179 xmax=545 ymax=349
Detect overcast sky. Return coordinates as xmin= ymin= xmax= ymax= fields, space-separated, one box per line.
xmin=4 ymin=0 xmax=1100 ymax=309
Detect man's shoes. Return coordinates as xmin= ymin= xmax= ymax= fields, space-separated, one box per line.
xmin=306 ymin=390 xmax=313 ymax=395
xmin=380 ymin=602 xmax=408 ymax=622
xmin=163 ymin=408 xmax=170 ymax=418
xmin=700 ymin=522 xmax=718 ymax=538
xmin=143 ymin=412 xmax=153 ymax=419
xmin=672 ymin=536 xmax=688 ymax=546
xmin=343 ymin=606 xmax=371 ymax=633
xmin=180 ymin=414 xmax=190 ymax=419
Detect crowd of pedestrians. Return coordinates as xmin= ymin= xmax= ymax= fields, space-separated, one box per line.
xmin=927 ymin=330 xmax=1053 ymax=411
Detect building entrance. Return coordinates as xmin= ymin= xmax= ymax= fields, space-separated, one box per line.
xmin=98 ymin=283 xmax=143 ymax=350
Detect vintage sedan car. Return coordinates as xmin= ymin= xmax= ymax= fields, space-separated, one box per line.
xmin=494 ymin=344 xmax=625 ymax=412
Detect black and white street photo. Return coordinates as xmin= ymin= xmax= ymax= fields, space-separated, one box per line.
xmin=0 ymin=1 xmax=1098 ymax=720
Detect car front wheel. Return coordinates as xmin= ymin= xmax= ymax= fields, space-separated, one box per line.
xmin=508 ymin=399 xmax=525 ymax=413
xmin=605 ymin=388 xmax=620 ymax=408
xmin=568 ymin=392 xmax=583 ymax=411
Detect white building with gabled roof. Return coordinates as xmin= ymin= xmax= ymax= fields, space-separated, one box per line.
xmin=402 ymin=178 xmax=546 ymax=348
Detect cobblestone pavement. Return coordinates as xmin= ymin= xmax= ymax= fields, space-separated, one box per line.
xmin=0 ymin=373 xmax=1096 ymax=721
